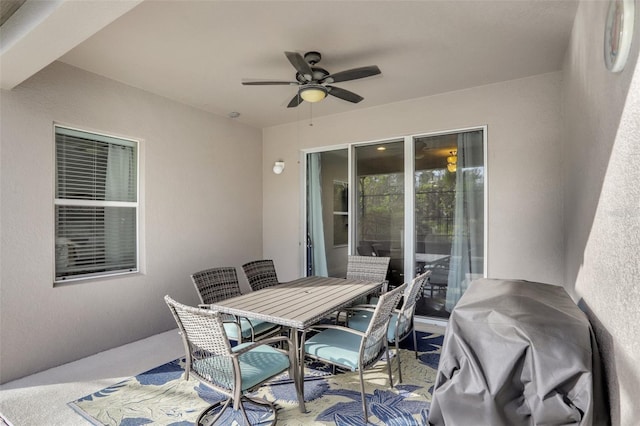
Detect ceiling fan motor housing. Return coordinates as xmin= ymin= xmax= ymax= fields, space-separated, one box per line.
xmin=296 ymin=67 xmax=329 ymax=83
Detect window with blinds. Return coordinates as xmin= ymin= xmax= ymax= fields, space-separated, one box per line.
xmin=54 ymin=126 xmax=139 ymax=282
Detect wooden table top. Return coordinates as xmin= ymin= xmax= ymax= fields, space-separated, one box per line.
xmin=208 ymin=276 xmax=381 ymax=329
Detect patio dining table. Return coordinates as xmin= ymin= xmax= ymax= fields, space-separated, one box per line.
xmin=208 ymin=275 xmax=383 ymax=413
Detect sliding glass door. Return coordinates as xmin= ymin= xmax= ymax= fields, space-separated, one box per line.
xmin=413 ymin=130 xmax=484 ymax=318
xmin=354 ymin=140 xmax=405 ymax=289
xmin=304 ymin=128 xmax=485 ymax=320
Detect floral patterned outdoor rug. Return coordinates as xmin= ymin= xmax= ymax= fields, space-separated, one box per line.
xmin=69 ymin=332 xmax=442 ymax=425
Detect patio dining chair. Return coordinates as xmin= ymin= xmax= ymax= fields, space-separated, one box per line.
xmin=356 ymin=242 xmax=378 ymax=256
xmin=242 ymin=259 xmax=279 ymax=291
xmin=301 ymin=283 xmax=406 ymax=423
xmin=346 ymin=254 xmax=391 ymax=303
xmin=191 ymin=267 xmax=281 ymax=343
xmin=344 ymin=270 xmax=432 ymax=383
xmin=424 ymin=255 xmax=450 ymax=298
xmin=346 ymin=255 xmax=390 ymax=283
xmin=164 ymin=295 xmax=301 ymax=426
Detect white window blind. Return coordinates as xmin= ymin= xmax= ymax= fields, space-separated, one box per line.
xmin=54 ymin=126 xmax=139 ymax=282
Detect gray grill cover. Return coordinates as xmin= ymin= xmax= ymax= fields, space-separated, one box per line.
xmin=429 ymin=279 xmax=607 ymax=425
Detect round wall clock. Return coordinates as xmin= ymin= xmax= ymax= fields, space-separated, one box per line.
xmin=604 ymin=0 xmax=636 ymax=73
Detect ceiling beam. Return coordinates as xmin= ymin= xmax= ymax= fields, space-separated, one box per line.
xmin=0 ymin=0 xmax=142 ymax=90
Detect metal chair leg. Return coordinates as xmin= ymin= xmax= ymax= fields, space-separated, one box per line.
xmin=197 ymin=396 xmax=277 ymax=426
xmin=396 ymin=340 xmax=403 ymax=383
xmin=385 ymin=346 xmax=395 ymax=388
xmin=358 ymin=368 xmax=369 ymax=423
xmin=197 ymin=398 xmax=231 ymax=425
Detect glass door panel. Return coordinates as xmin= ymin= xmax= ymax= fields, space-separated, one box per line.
xmin=354 ymin=140 xmax=405 ymax=289
xmin=414 ymin=130 xmax=484 ymax=319
xmin=306 ymin=149 xmax=349 ymax=278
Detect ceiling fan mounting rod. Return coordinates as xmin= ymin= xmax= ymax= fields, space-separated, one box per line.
xmin=304 ymin=51 xmax=322 ymax=65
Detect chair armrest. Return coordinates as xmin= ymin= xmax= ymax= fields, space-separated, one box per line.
xmin=196 ymin=304 xmax=238 ymax=321
xmin=232 ymin=335 xmax=292 ymax=356
xmin=307 ymin=324 xmax=367 ymax=338
xmin=334 ymin=303 xmax=381 ymax=325
xmin=380 ymin=280 xmax=389 ymax=294
xmin=348 ymin=304 xmax=378 ymax=311
xmin=345 ymin=306 xmax=401 ymax=316
xmin=334 ymin=305 xmax=373 ymax=325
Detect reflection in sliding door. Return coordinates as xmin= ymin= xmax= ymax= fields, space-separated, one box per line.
xmin=414 ymin=130 xmax=484 ymax=319
xmin=354 ymin=140 xmax=405 ymax=289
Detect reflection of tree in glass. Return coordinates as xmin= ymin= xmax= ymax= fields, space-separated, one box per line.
xmin=358 ymin=174 xmax=404 ymax=241
xmin=357 ymin=167 xmax=484 ymax=244
xmin=415 ymin=169 xmax=456 ymax=240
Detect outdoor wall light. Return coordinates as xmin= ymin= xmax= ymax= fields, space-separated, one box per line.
xmin=273 ymin=161 xmax=285 ymax=174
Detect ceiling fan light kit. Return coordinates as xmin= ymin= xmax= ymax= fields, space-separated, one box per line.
xmin=299 ymin=84 xmax=327 ymax=103
xmin=242 ymin=51 xmax=381 ymax=107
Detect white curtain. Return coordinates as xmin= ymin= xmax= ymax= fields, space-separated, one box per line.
xmin=445 ymin=132 xmax=484 ymax=311
xmin=105 ymin=144 xmax=135 ymax=267
xmin=308 ymin=153 xmax=328 ymax=276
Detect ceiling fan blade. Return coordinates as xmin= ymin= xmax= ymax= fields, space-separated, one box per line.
xmin=285 ymin=51 xmax=313 ymax=81
xmin=327 ymin=86 xmax=364 ymax=103
xmin=242 ymin=80 xmax=298 ymax=86
xmin=321 ymin=65 xmax=381 ymax=84
xmin=287 ymin=93 xmax=303 ymax=108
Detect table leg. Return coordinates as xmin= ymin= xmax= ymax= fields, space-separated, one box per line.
xmin=293 ymin=327 xmax=306 ymax=413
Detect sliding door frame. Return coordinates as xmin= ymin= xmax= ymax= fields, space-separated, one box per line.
xmin=301 ymin=126 xmax=488 ymax=324
xmin=299 ymin=144 xmax=350 ymax=275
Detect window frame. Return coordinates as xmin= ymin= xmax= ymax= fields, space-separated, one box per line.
xmin=53 ymin=124 xmax=140 ymax=284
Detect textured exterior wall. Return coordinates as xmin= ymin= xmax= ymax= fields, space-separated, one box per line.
xmin=0 ymin=62 xmax=263 ymax=383
xmin=562 ymin=1 xmax=640 ymax=425
xmin=262 ymin=73 xmax=564 ymax=287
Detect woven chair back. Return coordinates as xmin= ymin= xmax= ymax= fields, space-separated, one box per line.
xmin=242 ymin=259 xmax=279 ymax=291
xmin=395 ymin=270 xmax=432 ymax=338
xmin=361 ymin=283 xmax=406 ymax=367
xmin=346 ymin=255 xmax=390 ymax=282
xmin=191 ymin=267 xmax=242 ymax=305
xmin=164 ymin=296 xmax=236 ymax=391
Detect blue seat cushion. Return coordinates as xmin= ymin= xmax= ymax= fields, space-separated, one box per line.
xmin=223 ymin=317 xmax=278 ymax=341
xmin=304 ymin=328 xmax=363 ymax=371
xmin=194 ymin=343 xmax=290 ymax=392
xmin=233 ymin=343 xmax=291 ymax=391
xmin=348 ymin=311 xmax=399 ymax=343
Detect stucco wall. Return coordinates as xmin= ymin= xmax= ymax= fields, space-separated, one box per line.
xmin=562 ymin=1 xmax=640 ymax=425
xmin=0 ymin=62 xmax=263 ymax=383
xmin=262 ymin=72 xmax=565 ymax=288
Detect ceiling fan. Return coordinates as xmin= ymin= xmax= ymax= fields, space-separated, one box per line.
xmin=242 ymin=51 xmax=381 ymax=108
